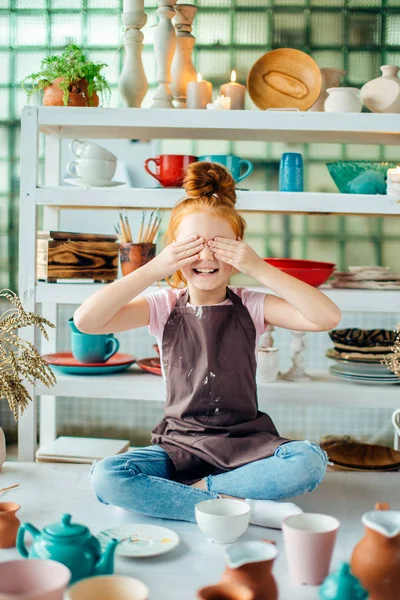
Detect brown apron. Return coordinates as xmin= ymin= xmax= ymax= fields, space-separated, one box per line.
xmin=151 ymin=288 xmax=288 ymax=484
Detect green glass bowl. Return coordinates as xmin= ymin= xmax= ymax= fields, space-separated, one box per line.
xmin=326 ymin=161 xmax=397 ymax=194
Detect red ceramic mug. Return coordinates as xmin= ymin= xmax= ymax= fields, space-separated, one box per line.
xmin=144 ymin=154 xmax=198 ymax=187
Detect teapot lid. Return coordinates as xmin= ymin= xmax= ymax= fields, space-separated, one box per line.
xmin=44 ymin=514 xmax=88 ymax=539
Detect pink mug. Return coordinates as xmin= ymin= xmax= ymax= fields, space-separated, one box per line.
xmin=144 ymin=154 xmax=197 ymax=187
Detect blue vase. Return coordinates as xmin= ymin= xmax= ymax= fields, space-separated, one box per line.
xmin=279 ymin=152 xmax=304 ymax=192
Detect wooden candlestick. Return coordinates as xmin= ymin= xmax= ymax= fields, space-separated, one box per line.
xmin=151 ymin=0 xmax=177 ymax=109
xmin=119 ymin=0 xmax=148 ymax=108
xmin=171 ymin=4 xmax=197 ymax=108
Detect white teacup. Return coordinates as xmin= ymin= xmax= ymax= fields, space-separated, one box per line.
xmin=195 ymin=498 xmax=251 ymax=544
xmin=65 ymin=575 xmax=149 ymax=600
xmin=70 ymin=139 xmax=117 ymax=162
xmin=67 ymin=158 xmax=117 ymax=181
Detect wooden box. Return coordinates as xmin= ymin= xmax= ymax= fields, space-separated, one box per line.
xmin=37 ymin=231 xmax=119 ymax=283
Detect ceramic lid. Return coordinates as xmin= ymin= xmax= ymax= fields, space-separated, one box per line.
xmin=44 ymin=514 xmax=89 ymax=539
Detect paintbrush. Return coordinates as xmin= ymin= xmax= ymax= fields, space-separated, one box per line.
xmin=123 ymin=209 xmax=132 ymax=243
xmin=137 ymin=211 xmax=145 ymax=243
xmin=143 ymin=210 xmax=154 ymax=244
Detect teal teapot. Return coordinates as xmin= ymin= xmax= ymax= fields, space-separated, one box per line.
xmin=16 ymin=513 xmax=118 ymax=583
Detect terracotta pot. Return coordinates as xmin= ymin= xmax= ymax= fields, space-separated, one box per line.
xmin=0 ymin=502 xmax=21 ymax=548
xmin=0 ymin=427 xmax=5 ymax=471
xmin=43 ymin=77 xmax=99 ymax=107
xmin=119 ymin=243 xmax=156 ymax=276
xmin=309 ymin=68 xmax=346 ymax=112
xmin=351 ymin=502 xmax=400 ymax=600
xmin=198 ymin=582 xmax=255 ymax=600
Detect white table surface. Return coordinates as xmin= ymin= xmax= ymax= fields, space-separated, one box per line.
xmin=0 ymin=462 xmax=398 ymax=599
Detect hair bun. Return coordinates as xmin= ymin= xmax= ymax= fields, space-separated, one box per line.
xmin=183 ymin=161 xmax=236 ymax=205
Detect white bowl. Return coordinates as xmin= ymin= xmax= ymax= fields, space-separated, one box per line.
xmin=195 ymin=498 xmax=251 ymax=544
xmin=65 ymin=575 xmax=149 ymax=600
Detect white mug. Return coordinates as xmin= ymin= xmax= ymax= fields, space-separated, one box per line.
xmin=256 ymin=347 xmax=279 ymax=383
xmin=70 ymin=139 xmax=117 ymax=162
xmin=67 ymin=158 xmax=117 ymax=181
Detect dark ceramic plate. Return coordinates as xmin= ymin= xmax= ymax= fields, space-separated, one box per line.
xmin=328 ymin=328 xmax=397 ymax=350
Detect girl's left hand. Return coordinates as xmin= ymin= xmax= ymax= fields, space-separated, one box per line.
xmin=208 ymin=237 xmax=263 ymax=277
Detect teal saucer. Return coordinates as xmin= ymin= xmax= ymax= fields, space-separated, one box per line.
xmin=50 ymin=362 xmax=135 ymax=375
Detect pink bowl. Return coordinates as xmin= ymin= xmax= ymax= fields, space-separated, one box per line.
xmin=0 ymin=559 xmax=71 ymax=600
xmin=263 ymin=258 xmax=336 ymax=288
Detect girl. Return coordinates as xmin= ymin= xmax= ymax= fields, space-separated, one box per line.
xmin=75 ymin=162 xmax=341 ymax=529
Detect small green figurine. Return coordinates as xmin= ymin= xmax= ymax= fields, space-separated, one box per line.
xmin=319 ymin=562 xmax=368 ymax=600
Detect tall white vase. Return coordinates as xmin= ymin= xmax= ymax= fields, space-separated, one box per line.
xmin=0 ymin=426 xmax=6 ymax=471
xmin=171 ymin=4 xmax=197 ymax=108
xmin=151 ymin=0 xmax=177 ymax=109
xmin=119 ymin=2 xmax=148 ymax=108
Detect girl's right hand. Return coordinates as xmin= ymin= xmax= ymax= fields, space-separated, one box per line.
xmin=148 ymin=235 xmax=204 ymax=280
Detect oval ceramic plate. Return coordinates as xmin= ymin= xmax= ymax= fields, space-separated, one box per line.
xmin=97 ymin=524 xmax=179 ymax=557
xmin=42 ymin=352 xmax=136 ymax=375
xmin=326 ymin=348 xmax=392 ymax=363
xmin=136 ymin=357 xmax=162 ymax=376
xmin=321 ymin=441 xmax=400 ymax=470
xmin=247 ymin=48 xmax=321 ymax=111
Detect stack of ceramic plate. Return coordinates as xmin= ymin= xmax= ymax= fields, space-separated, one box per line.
xmin=330 ymin=266 xmax=400 ymax=290
xmin=320 ymin=439 xmax=400 ymax=471
xmin=327 ymin=328 xmax=399 ymax=385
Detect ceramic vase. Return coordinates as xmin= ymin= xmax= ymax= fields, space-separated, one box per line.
xmin=151 ymin=0 xmax=177 ymax=108
xmin=171 ymin=4 xmax=197 ymax=108
xmin=119 ymin=0 xmax=148 ymax=108
xmin=0 ymin=503 xmax=21 ymax=548
xmin=361 ymin=65 xmax=400 ymax=113
xmin=310 ymin=68 xmax=346 ymax=112
xmin=0 ymin=426 xmax=5 ymax=471
xmin=43 ymin=77 xmax=99 ymax=107
xmin=324 ymin=88 xmax=362 ymax=113
xmin=351 ymin=502 xmax=400 ymax=600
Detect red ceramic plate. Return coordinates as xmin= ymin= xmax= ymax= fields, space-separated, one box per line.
xmin=264 ymin=258 xmax=336 ymax=287
xmin=137 ymin=357 xmax=162 ymax=376
xmin=42 ymin=352 xmax=136 ymax=367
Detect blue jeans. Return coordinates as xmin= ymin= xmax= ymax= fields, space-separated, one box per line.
xmin=90 ymin=441 xmax=328 ymax=523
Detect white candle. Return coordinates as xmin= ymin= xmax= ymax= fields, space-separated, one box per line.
xmin=388 ymin=166 xmax=400 ymax=182
xmin=387 ymin=166 xmax=400 ymax=197
xmin=220 ymin=70 xmax=246 ymax=110
xmin=186 ymin=73 xmax=212 ymax=110
xmin=206 ymin=94 xmax=231 ymax=110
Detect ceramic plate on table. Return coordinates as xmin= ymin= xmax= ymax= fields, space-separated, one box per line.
xmin=247 ymin=48 xmax=321 ymax=111
xmin=42 ymin=352 xmax=136 ymax=375
xmin=64 ymin=178 xmax=126 ymax=188
xmin=136 ymin=357 xmax=162 ymax=376
xmin=97 ymin=524 xmax=179 ymax=557
xmin=329 ymin=366 xmax=400 ymax=384
xmin=321 ymin=441 xmax=400 ymax=471
xmin=328 ymin=328 xmax=396 ymax=351
xmin=329 ymin=362 xmax=396 ymax=377
xmin=326 ymin=348 xmax=393 ymax=363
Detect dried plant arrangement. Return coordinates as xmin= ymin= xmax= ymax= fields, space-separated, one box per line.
xmin=384 ymin=324 xmax=400 ymax=378
xmin=0 ymin=289 xmax=56 ymax=420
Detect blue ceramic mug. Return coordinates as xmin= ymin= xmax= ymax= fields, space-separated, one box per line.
xmin=70 ymin=330 xmax=120 ymax=364
xmin=279 ymin=152 xmax=304 ymax=192
xmin=198 ymin=155 xmax=254 ymax=183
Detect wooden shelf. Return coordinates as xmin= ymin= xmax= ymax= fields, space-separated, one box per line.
xmin=35 ymin=187 xmax=400 ymax=216
xmin=35 ymin=107 xmax=400 ymax=145
xmin=35 ymin=367 xmax=400 ymax=409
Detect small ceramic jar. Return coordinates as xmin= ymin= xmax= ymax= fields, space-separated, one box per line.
xmin=324 ymin=88 xmax=362 ymax=113
xmin=256 ymin=348 xmax=279 ymax=384
xmin=361 ymin=65 xmax=400 ymax=113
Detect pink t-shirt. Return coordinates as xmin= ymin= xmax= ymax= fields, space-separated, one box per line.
xmin=144 ymin=287 xmax=267 ymax=373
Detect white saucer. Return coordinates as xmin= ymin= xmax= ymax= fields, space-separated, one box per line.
xmin=64 ymin=178 xmax=126 ymax=188
xmin=97 ymin=524 xmax=179 ymax=557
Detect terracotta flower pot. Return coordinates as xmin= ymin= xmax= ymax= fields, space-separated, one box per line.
xmin=0 ymin=502 xmax=21 ymax=548
xmin=43 ymin=77 xmax=99 ymax=107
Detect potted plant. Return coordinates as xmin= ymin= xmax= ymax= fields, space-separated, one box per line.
xmin=21 ymin=44 xmax=111 ymax=107
xmin=0 ymin=289 xmax=56 ymax=466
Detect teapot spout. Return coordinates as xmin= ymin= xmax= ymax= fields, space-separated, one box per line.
xmin=94 ymin=538 xmax=118 ymax=576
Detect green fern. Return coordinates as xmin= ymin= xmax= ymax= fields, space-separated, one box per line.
xmin=21 ymin=45 xmax=111 ymax=106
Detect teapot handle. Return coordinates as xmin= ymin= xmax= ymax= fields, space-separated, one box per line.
xmin=16 ymin=522 xmax=40 ymax=558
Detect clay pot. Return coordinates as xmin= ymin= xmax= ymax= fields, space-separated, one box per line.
xmin=43 ymin=77 xmax=99 ymax=107
xmin=0 ymin=502 xmax=21 ymax=548
xmin=119 ymin=243 xmax=156 ymax=276
xmin=198 ymin=582 xmax=255 ymax=600
xmin=351 ymin=502 xmax=400 ymax=600
xmin=309 ymin=68 xmax=346 ymax=112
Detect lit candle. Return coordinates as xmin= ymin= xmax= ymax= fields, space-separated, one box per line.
xmin=220 ymin=70 xmax=246 ymax=110
xmin=186 ymin=73 xmax=212 ymax=110
xmin=206 ymin=94 xmax=231 ymax=110
xmin=387 ymin=166 xmax=400 ymax=197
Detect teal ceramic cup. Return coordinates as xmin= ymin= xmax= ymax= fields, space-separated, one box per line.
xmin=198 ymin=155 xmax=254 ymax=183
xmin=71 ymin=331 xmax=120 ymax=364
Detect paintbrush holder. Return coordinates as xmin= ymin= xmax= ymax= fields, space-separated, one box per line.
xmin=120 ymin=243 xmax=156 ymax=276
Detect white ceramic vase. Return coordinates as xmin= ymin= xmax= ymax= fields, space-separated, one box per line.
xmin=324 ymin=87 xmax=362 ymax=113
xmin=361 ymin=65 xmax=400 ymax=113
xmin=0 ymin=426 xmax=6 ymax=471
xmin=309 ymin=67 xmax=346 ymax=112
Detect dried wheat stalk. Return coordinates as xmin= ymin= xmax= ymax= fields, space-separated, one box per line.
xmin=0 ymin=289 xmax=56 ymax=420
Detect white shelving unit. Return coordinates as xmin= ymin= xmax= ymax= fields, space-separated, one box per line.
xmin=18 ymin=106 xmax=400 ymax=461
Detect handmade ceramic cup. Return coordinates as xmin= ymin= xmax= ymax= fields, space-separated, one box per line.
xmin=256 ymin=348 xmax=279 ymax=383
xmin=197 ymin=155 xmax=253 ymax=183
xmin=279 ymin=152 xmax=304 ymax=192
xmin=120 ymin=243 xmax=156 ymax=276
xmin=144 ymin=154 xmax=197 ymax=187
xmin=70 ymin=139 xmax=117 ymax=162
xmin=195 ymin=499 xmax=251 ymax=544
xmin=66 ymin=159 xmax=117 ymax=181
xmin=65 ymin=575 xmax=149 ymax=600
xmin=0 ymin=502 xmax=20 ymax=548
xmin=0 ymin=559 xmax=71 ymax=600
xmin=71 ymin=332 xmax=120 ymax=364
xmin=282 ymin=513 xmax=340 ymax=585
